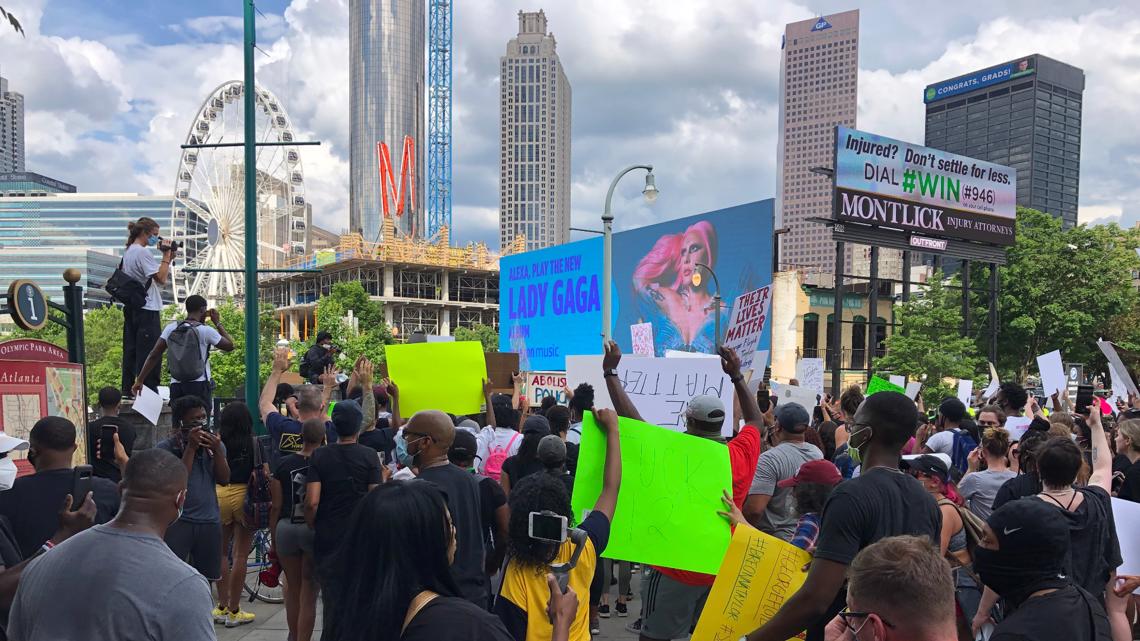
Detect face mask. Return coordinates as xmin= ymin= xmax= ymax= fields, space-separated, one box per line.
xmin=973 ymin=546 xmax=1063 ymax=608
xmin=847 ymin=425 xmax=871 ymax=465
xmin=395 ymin=432 xmax=425 ymax=468
xmin=0 ymin=458 xmax=16 ymax=491
xmin=147 ymin=234 xmax=159 ymax=247
xmin=322 ymin=343 xmax=332 ymax=350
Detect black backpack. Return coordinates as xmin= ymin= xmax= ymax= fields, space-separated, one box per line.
xmin=167 ymin=321 xmax=207 ymax=382
xmin=104 ymin=259 xmax=150 ymax=308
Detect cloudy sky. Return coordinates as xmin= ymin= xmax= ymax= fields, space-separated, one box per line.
xmin=4 ymin=0 xmax=1140 ymax=250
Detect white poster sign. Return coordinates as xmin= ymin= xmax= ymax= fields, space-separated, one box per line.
xmin=889 ymin=375 xmax=906 ymax=388
xmin=631 ymin=322 xmax=655 ymax=357
xmin=528 ymin=371 xmax=568 ymax=407
xmin=1036 ymin=350 xmax=1066 ymax=396
xmin=1097 ymin=339 xmax=1139 ymax=398
xmin=776 ymin=384 xmax=819 ymax=412
xmin=566 ymin=355 xmax=735 ymax=437
xmin=723 ymin=285 xmax=773 ymax=373
xmin=796 ymin=358 xmax=825 ymax=397
xmin=957 ymin=379 xmax=974 ymax=406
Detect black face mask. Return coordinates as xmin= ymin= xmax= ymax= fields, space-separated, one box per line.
xmin=973 ymin=547 xmax=1067 ymax=609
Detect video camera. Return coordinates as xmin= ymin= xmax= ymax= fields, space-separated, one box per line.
xmin=158 ymin=237 xmax=183 ymax=252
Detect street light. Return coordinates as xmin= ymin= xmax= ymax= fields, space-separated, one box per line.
xmin=693 ymin=262 xmax=723 ymax=351
xmin=602 ymin=165 xmax=657 ymax=342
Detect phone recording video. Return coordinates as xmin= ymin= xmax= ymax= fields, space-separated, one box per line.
xmin=528 ymin=511 xmax=568 ymax=544
xmin=1075 ymin=385 xmax=1094 ymax=416
xmin=71 ymin=465 xmax=93 ymax=511
xmin=100 ymin=426 xmax=117 ymax=461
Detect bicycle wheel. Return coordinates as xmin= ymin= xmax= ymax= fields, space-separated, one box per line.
xmin=244 ymin=528 xmax=285 ymax=604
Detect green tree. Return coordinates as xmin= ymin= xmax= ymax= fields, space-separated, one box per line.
xmin=876 ymin=272 xmax=983 ymax=407
xmin=453 ymin=323 xmax=499 ymax=352
xmin=308 ymin=282 xmax=394 ymax=368
xmin=992 ymin=208 xmax=1140 ymax=380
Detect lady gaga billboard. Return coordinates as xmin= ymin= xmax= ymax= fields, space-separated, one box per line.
xmin=499 ymin=200 xmax=774 ymax=371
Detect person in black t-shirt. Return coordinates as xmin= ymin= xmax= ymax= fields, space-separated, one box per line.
xmin=356 ymin=380 xmax=402 ymax=467
xmin=976 ymin=499 xmax=1111 ymax=641
xmin=306 ymin=400 xmax=381 ymax=633
xmin=0 ymin=417 xmax=119 ymax=559
xmin=1113 ymin=419 xmax=1140 ymax=502
xmin=448 ymin=429 xmax=508 ymax=581
xmin=405 ymin=410 xmax=490 ymax=606
xmin=270 ymin=418 xmax=325 ymax=641
xmin=537 ymin=435 xmax=575 ymax=498
xmin=260 ymin=348 xmax=337 ymax=463
xmin=992 ymin=427 xmax=1049 ymax=510
xmin=322 ymin=480 xmax=523 ymax=641
xmin=86 ymin=387 xmax=137 ymax=483
xmin=500 ymin=415 xmax=551 ymax=495
xmin=745 ymin=392 xmax=941 ymax=641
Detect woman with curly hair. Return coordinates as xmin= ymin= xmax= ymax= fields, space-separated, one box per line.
xmin=496 ymin=409 xmax=622 ymax=641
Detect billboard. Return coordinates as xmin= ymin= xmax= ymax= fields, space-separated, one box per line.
xmin=499 ymin=201 xmax=774 ymax=371
xmin=924 ymin=56 xmax=1036 ymax=104
xmin=834 ymin=126 xmax=1016 ymax=246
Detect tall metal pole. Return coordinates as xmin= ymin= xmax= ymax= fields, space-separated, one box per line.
xmin=601 ymin=164 xmax=653 ymax=343
xmin=831 ymin=241 xmax=844 ymax=398
xmin=989 ymin=263 xmax=999 ymax=364
xmin=961 ymin=260 xmax=971 ymax=338
xmin=243 ymin=0 xmax=260 ymax=418
xmin=867 ymin=246 xmax=879 ymax=381
xmin=695 ymin=262 xmax=723 ymax=352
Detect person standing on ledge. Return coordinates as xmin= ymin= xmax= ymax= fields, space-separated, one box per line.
xmin=120 ymin=216 xmax=175 ymax=397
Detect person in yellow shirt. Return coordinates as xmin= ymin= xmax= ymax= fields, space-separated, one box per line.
xmin=495 ymin=408 xmax=622 ymax=641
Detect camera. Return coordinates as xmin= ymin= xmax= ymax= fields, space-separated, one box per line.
xmin=159 ymin=237 xmax=183 ymax=252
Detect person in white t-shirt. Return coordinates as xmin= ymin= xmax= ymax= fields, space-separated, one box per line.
xmin=120 ymin=217 xmax=175 ymax=395
xmin=132 ymin=294 xmax=233 ymax=411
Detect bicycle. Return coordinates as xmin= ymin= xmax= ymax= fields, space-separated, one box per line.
xmin=244 ymin=527 xmax=285 ymax=604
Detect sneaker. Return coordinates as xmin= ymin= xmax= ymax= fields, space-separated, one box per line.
xmin=225 ymin=609 xmax=256 ymax=628
xmin=625 ymin=618 xmax=642 ymax=634
xmin=625 ymin=588 xmax=634 ymax=600
xmin=211 ymin=606 xmax=228 ymax=625
xmin=616 ymin=602 xmax=629 ymax=617
xmin=598 ymin=604 xmax=611 ymax=618
xmin=590 ymin=619 xmax=601 ymax=635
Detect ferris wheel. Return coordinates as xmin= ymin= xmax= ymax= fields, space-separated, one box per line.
xmin=169 ymin=80 xmax=308 ymax=303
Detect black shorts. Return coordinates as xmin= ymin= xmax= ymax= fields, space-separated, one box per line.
xmin=165 ymin=519 xmax=223 ymax=581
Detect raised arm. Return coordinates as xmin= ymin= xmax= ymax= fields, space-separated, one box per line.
xmin=591 ymin=408 xmax=622 ymax=522
xmin=205 ymin=309 xmax=234 ymax=352
xmin=386 ymin=378 xmax=402 ymax=430
xmin=602 ymin=341 xmax=643 ymax=422
xmin=357 ymin=358 xmax=376 ymax=431
xmin=259 ymin=348 xmax=290 ymax=423
xmin=483 ymin=379 xmax=496 ymax=428
xmin=1087 ymin=405 xmax=1112 ymax=491
xmin=319 ymin=365 xmax=336 ymax=415
xmin=720 ymin=346 xmax=761 ymax=428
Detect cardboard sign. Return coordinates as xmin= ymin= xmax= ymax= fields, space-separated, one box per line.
xmin=385 ymin=342 xmax=487 ymax=415
xmin=566 ymin=355 xmax=735 ymax=437
xmin=528 ymin=371 xmax=568 ymax=406
xmin=775 ymin=384 xmax=818 ymax=412
xmin=866 ymin=375 xmax=905 ymax=396
xmin=1111 ymin=498 xmax=1140 ymax=591
xmin=889 ymin=375 xmax=906 ymax=388
xmin=1098 ymin=340 xmax=1139 ymax=397
xmin=631 ymin=322 xmax=655 ymax=357
xmin=1036 ymin=350 xmax=1066 ymax=397
xmin=571 ymin=413 xmax=733 ymax=574
xmin=795 ymin=358 xmax=825 ymax=397
xmin=485 ymin=352 xmax=521 ymax=390
xmin=691 ymin=524 xmax=811 ymax=641
xmin=957 ymin=379 xmax=974 ymax=406
xmin=905 ymin=382 xmax=923 ymax=401
xmin=724 ymin=285 xmax=772 ymax=373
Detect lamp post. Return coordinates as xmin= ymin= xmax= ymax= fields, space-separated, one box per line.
xmin=601 ymin=165 xmax=658 ymax=342
xmin=692 ymin=262 xmax=723 ymax=351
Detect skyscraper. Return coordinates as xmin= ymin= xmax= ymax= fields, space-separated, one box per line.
xmin=349 ymin=0 xmax=425 ymax=242
xmin=0 ymin=75 xmax=25 ymax=173
xmin=777 ymin=11 xmax=859 ymax=284
xmin=924 ymin=55 xmax=1084 ymax=228
xmin=499 ymin=10 xmax=571 ymax=252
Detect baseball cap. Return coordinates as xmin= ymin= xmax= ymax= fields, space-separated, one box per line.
xmin=0 ymin=433 xmax=29 ymax=454
xmin=687 ymin=395 xmax=726 ymax=423
xmin=371 ymin=385 xmax=389 ymax=404
xmin=537 ymin=435 xmax=567 ymax=467
xmin=457 ymin=418 xmax=481 ymax=432
xmin=775 ymin=402 xmax=810 ymax=433
xmin=522 ymin=415 xmax=551 ymax=436
xmin=449 ymin=430 xmax=478 ymax=460
xmin=330 ymin=399 xmax=364 ymax=437
xmin=938 ymin=397 xmax=967 ymax=422
xmin=777 ymin=459 xmax=842 ymax=488
xmin=900 ymin=453 xmax=951 ymax=483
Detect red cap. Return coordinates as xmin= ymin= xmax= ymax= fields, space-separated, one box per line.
xmin=777 ymin=459 xmax=842 ymax=488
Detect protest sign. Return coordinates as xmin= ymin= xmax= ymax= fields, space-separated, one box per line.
xmin=1004 ymin=416 xmax=1032 ymax=442
xmin=528 ymin=371 xmax=568 ymax=406
xmin=724 ymin=285 xmax=772 ymax=372
xmin=1036 ymin=350 xmax=1066 ymax=396
xmin=385 ymin=342 xmax=486 ymax=415
xmin=631 ymin=322 xmax=655 ymax=357
xmin=665 ymin=350 xmax=718 ymax=358
xmin=866 ymin=375 xmax=905 ymax=396
xmin=751 ymin=350 xmax=770 ymax=374
xmin=1097 ymin=339 xmax=1139 ymax=397
xmin=982 ymin=362 xmax=1000 ymax=400
xmin=905 ymin=382 xmax=922 ymax=401
xmin=957 ymin=379 xmax=973 ymax=405
xmin=889 ymin=375 xmax=905 ymax=388
xmin=691 ymin=524 xmax=811 ymax=641
xmin=775 ymin=384 xmax=818 ymax=412
xmin=1111 ymin=498 xmax=1140 ymax=591
xmin=571 ymin=413 xmax=732 ymax=574
xmin=795 ymin=358 xmax=825 ymax=397
xmin=567 ymin=355 xmax=735 ymax=437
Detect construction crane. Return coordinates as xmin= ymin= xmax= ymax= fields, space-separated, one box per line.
xmin=426 ymin=0 xmax=452 ymax=242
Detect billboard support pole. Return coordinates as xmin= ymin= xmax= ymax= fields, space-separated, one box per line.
xmin=901 ymin=251 xmax=911 ymax=303
xmin=962 ymin=260 xmax=971 ymax=338
xmin=601 ymin=164 xmax=655 ymax=344
xmin=867 ymin=246 xmax=878 ymax=381
xmin=831 ymin=241 xmax=844 ymax=398
xmin=989 ymin=264 xmax=999 ymax=364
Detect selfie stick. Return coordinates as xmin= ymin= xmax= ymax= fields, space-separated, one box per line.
xmin=550 ymin=528 xmax=588 ymax=594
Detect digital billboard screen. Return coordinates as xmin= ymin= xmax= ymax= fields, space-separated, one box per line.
xmin=924 ymin=56 xmax=1036 ymax=104
xmin=834 ymin=126 xmax=1016 ymax=246
xmin=499 ymin=200 xmax=774 ymax=371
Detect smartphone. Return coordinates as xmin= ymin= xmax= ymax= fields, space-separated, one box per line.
xmin=757 ymin=389 xmax=771 ymax=413
xmin=528 ymin=511 xmax=568 ymax=544
xmin=100 ymin=425 xmax=118 ymax=461
xmin=71 ymin=465 xmax=93 ymax=511
xmin=1075 ymin=385 xmax=1094 ymax=415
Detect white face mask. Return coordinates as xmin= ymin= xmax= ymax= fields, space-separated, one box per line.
xmin=0 ymin=458 xmax=18 ymax=491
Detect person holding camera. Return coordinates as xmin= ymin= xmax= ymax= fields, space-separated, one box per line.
xmin=131 ymin=294 xmax=234 ymax=411
xmin=301 ymin=331 xmax=337 ymax=385
xmin=119 ymin=217 xmax=176 ymax=397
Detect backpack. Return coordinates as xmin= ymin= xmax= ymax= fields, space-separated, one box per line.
xmin=484 ymin=432 xmax=520 ymax=481
xmin=949 ymin=430 xmax=979 ymax=475
xmin=104 ymin=258 xmax=151 ymax=308
xmin=243 ymin=440 xmax=273 ymax=529
xmin=167 ymin=321 xmax=207 ymax=382
xmin=938 ymin=498 xmax=987 ymax=554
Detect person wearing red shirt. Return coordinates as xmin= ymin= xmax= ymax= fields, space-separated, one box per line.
xmin=602 ymin=341 xmax=762 ymax=641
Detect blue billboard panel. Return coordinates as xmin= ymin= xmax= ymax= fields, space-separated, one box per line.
xmin=499 ymin=200 xmax=774 ymax=371
xmin=924 ymin=56 xmax=1036 ymax=104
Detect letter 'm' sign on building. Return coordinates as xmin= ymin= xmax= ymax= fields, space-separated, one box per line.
xmin=376 ymin=135 xmax=415 ymax=219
